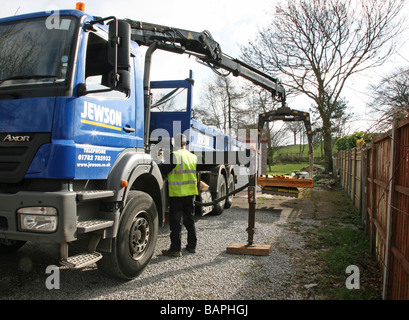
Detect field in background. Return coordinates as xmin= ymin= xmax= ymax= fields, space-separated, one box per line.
xmin=275 ymin=143 xmax=327 ymax=159
xmin=267 ymin=143 xmax=326 ymax=175
xmin=267 ymin=162 xmax=310 ymax=176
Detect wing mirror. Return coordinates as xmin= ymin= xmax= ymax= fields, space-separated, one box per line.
xmin=107 ymin=19 xmax=131 ymax=93
xmin=79 ymin=17 xmax=131 ymax=96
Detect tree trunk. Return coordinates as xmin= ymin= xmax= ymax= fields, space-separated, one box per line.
xmin=322 ymin=118 xmax=333 ymax=173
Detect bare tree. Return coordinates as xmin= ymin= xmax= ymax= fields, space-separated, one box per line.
xmin=368 ymin=66 xmax=409 ymax=132
xmin=330 ymin=96 xmax=354 ymax=140
xmin=241 ymin=84 xmax=289 ymax=169
xmin=241 ymin=0 xmax=404 ymax=172
xmin=195 ymin=74 xmax=244 ymax=136
xmin=195 ymin=75 xmax=290 ymax=168
xmin=0 ymin=22 xmax=42 ymax=78
xmin=286 ymin=121 xmax=304 ymax=145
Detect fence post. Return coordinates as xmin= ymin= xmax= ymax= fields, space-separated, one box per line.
xmin=370 ymin=143 xmax=376 ymax=255
xmin=343 ymin=150 xmax=347 ymax=189
xmin=345 ymin=151 xmax=349 ymax=193
xmin=348 ymin=149 xmax=352 ymax=198
xmin=360 ymin=147 xmax=367 ymax=225
xmin=351 ymin=148 xmax=357 ymax=206
xmin=382 ymin=120 xmax=398 ymax=300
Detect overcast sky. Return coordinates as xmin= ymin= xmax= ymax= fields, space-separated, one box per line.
xmin=2 ymin=0 xmax=272 ymax=58
xmin=1 ymin=0 xmax=408 ymax=134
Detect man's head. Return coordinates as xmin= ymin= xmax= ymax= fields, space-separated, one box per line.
xmin=174 ymin=133 xmax=187 ymax=150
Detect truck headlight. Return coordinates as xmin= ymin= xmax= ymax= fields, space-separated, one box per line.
xmin=18 ymin=207 xmax=58 ymax=233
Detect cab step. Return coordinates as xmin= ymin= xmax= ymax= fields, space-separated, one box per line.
xmin=60 ymin=252 xmax=102 ymax=269
xmin=77 ymin=219 xmax=114 ymax=234
xmin=76 ymin=190 xmax=115 ymax=201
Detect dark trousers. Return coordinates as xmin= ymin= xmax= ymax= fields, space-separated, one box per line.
xmin=169 ymin=196 xmax=197 ymax=251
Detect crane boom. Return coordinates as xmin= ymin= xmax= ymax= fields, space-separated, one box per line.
xmin=124 ymin=19 xmax=286 ymax=104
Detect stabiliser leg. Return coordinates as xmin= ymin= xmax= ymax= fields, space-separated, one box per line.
xmin=226 ymin=148 xmax=272 ymax=256
xmin=246 ymin=186 xmax=256 ymax=246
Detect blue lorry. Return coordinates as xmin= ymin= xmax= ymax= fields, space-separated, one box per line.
xmin=0 ymin=4 xmax=287 ymax=279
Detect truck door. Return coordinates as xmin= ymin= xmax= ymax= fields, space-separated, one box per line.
xmin=74 ymin=28 xmax=141 ymax=179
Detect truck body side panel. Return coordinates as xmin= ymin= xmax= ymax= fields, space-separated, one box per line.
xmin=149 ymin=76 xmax=242 ymax=154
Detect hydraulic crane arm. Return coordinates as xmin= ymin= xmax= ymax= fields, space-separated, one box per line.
xmin=124 ymin=19 xmax=286 ymax=103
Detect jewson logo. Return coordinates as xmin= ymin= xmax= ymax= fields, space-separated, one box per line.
xmin=80 ymin=101 xmax=123 ymax=131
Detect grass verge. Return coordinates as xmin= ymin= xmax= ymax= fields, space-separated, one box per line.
xmin=292 ymin=187 xmax=383 ymax=300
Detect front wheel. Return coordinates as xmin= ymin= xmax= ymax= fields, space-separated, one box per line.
xmin=98 ymin=191 xmax=158 ymax=280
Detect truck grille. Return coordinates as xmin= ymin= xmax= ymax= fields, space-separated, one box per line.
xmin=0 ymin=133 xmax=51 ymax=183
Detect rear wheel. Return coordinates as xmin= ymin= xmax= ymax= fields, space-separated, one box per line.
xmin=98 ymin=191 xmax=158 ymax=280
xmin=225 ymin=173 xmax=234 ymax=209
xmin=212 ymin=175 xmax=226 ymax=215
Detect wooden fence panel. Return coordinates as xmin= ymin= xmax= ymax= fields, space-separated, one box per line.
xmin=388 ymin=118 xmax=409 ymax=299
xmin=335 ymin=117 xmax=409 ymax=300
xmin=335 ymin=149 xmax=362 ymax=208
xmin=373 ymin=134 xmax=391 ymax=276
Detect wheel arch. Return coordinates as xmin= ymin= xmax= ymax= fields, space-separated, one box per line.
xmin=107 ymin=149 xmax=165 ymax=226
xmin=208 ymin=164 xmax=227 ymax=193
xmin=225 ymin=165 xmax=236 ymax=186
xmin=224 ymin=165 xmax=236 ymax=208
xmin=129 ymin=171 xmax=165 ymax=227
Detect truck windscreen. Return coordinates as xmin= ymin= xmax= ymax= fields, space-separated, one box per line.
xmin=0 ymin=16 xmax=76 ymax=88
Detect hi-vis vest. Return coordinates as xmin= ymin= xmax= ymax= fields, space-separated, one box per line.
xmin=168 ymin=149 xmax=198 ymax=197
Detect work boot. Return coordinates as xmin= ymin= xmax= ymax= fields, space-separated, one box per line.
xmin=161 ymin=249 xmax=182 ymax=257
xmin=185 ymin=246 xmax=196 ymax=254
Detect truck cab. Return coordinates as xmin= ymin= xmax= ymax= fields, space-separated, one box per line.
xmin=0 ymin=9 xmax=165 ymax=278
xmin=0 ymin=8 xmax=242 ymax=279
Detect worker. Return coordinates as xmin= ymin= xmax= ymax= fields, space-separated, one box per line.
xmin=159 ymin=133 xmax=198 ymax=257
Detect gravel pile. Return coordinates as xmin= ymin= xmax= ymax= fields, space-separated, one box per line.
xmin=3 ymin=193 xmax=305 ymax=300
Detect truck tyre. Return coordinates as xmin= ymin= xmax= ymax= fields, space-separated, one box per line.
xmin=212 ymin=175 xmax=226 ymax=215
xmin=0 ymin=240 xmax=26 ymax=254
xmin=98 ymin=191 xmax=158 ymax=280
xmin=225 ymin=174 xmax=234 ymax=209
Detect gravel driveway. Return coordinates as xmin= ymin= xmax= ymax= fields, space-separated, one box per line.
xmin=1 ymin=188 xmax=317 ymax=301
